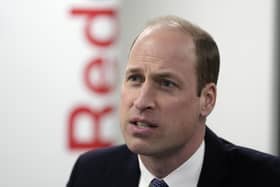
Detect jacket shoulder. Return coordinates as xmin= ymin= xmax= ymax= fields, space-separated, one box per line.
xmin=78 ymin=144 xmax=133 ymax=164
xmin=67 ymin=145 xmax=139 ymax=187
xmin=206 ymin=127 xmax=280 ymax=171
xmin=73 ymin=144 xmax=137 ymax=174
xmin=201 ymin=128 xmax=280 ymax=187
xmin=225 ymin=141 xmax=280 ymax=174
xmin=217 ymin=133 xmax=280 ymax=185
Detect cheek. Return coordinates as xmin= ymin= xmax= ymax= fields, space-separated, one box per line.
xmin=119 ymin=90 xmax=128 ymax=132
xmin=161 ymin=97 xmax=200 ymax=124
xmin=120 ymin=88 xmax=133 ymax=109
xmin=119 ymin=88 xmax=135 ymax=121
xmin=161 ymin=101 xmax=200 ymax=141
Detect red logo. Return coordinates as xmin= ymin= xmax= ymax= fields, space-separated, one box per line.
xmin=67 ymin=7 xmax=119 ymax=150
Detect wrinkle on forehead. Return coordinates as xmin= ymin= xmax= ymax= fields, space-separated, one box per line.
xmin=129 ymin=45 xmax=196 ymax=68
xmin=129 ymin=26 xmax=196 ymax=67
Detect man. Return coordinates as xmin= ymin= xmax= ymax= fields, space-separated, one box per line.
xmin=67 ymin=15 xmax=280 ymax=187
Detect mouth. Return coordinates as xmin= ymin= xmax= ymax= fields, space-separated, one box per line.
xmin=130 ymin=120 xmax=158 ymax=129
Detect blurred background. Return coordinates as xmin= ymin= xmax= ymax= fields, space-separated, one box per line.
xmin=0 ymin=0 xmax=279 ymax=186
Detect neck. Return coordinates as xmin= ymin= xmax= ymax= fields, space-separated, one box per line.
xmin=140 ymin=125 xmax=205 ymax=178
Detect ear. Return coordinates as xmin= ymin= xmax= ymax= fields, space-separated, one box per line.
xmin=199 ymin=83 xmax=217 ymax=117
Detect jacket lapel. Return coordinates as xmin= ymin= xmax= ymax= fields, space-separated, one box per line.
xmin=197 ymin=127 xmax=229 ymax=187
xmin=110 ymin=146 xmax=140 ymax=186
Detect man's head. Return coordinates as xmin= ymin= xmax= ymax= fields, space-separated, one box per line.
xmin=119 ymin=15 xmax=219 ymax=159
xmin=130 ymin=15 xmax=220 ymax=96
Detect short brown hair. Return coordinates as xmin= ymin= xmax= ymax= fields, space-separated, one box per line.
xmin=130 ymin=15 xmax=220 ymax=96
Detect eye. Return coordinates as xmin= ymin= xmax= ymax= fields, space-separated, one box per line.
xmin=159 ymin=79 xmax=177 ymax=88
xmin=127 ymin=74 xmax=144 ymax=84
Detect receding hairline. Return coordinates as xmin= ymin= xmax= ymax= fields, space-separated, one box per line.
xmin=130 ymin=15 xmax=213 ymax=53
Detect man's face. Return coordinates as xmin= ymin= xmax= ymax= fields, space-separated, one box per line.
xmin=120 ymin=26 xmax=204 ymax=157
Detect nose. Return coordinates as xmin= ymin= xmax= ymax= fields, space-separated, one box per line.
xmin=133 ymin=82 xmax=156 ymax=112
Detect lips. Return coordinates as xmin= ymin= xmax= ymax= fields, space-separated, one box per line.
xmin=129 ymin=118 xmax=158 ymax=129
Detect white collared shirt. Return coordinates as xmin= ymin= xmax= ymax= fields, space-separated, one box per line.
xmin=138 ymin=141 xmax=205 ymax=187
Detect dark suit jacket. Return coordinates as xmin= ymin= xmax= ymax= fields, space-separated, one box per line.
xmin=67 ymin=127 xmax=280 ymax=187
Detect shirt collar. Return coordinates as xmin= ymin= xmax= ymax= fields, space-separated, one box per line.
xmin=138 ymin=141 xmax=205 ymax=187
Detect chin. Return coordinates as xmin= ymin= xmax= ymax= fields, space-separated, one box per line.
xmin=126 ymin=139 xmax=152 ymax=155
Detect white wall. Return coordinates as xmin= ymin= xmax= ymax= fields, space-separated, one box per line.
xmin=0 ymin=0 xmax=276 ymax=186
xmin=0 ymin=0 xmax=121 ymax=186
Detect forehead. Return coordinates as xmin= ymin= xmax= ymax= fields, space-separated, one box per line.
xmin=127 ymin=26 xmax=196 ymax=73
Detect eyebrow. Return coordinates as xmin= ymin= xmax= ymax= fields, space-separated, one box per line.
xmin=153 ymin=72 xmax=177 ymax=78
xmin=126 ymin=66 xmax=182 ymax=79
xmin=151 ymin=72 xmax=182 ymax=84
xmin=124 ymin=67 xmax=143 ymax=76
xmin=124 ymin=66 xmax=184 ymax=84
